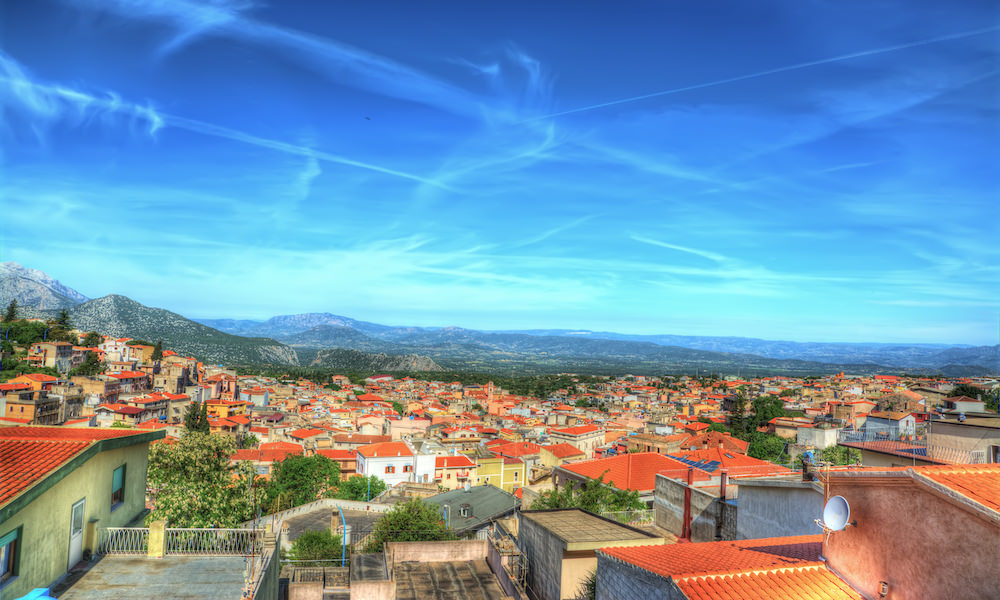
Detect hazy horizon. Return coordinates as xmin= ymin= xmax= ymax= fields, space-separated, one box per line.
xmin=2 ymin=1 xmax=997 ymax=346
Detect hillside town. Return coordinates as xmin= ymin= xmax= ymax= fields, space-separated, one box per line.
xmin=2 ymin=324 xmax=998 ymax=600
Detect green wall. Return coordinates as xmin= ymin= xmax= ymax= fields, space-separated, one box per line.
xmin=0 ymin=442 xmax=151 ymax=599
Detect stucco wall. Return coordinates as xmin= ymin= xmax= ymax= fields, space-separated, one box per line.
xmin=736 ymin=481 xmax=823 ymax=540
xmin=518 ymin=514 xmax=565 ymax=600
xmin=595 ymin=553 xmax=682 ymax=600
xmin=825 ymin=477 xmax=1000 ymax=600
xmin=0 ymin=442 xmax=150 ymax=599
xmin=653 ymin=474 xmax=735 ymax=542
xmin=930 ymin=421 xmax=1000 ymax=453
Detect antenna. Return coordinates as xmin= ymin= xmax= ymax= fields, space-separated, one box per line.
xmin=817 ymin=495 xmax=855 ymax=532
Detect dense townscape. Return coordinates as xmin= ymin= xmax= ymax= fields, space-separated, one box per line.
xmin=2 ymin=307 xmax=998 ymax=600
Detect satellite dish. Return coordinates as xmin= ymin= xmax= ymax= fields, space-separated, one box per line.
xmin=822 ymin=495 xmax=852 ymax=531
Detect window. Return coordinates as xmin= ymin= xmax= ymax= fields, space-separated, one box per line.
xmin=0 ymin=527 xmax=20 ymax=587
xmin=385 ymin=465 xmax=395 ymax=474
xmin=111 ymin=465 xmax=126 ymax=509
xmin=513 ymin=470 xmax=519 ymax=480
xmin=403 ymin=465 xmax=412 ymax=473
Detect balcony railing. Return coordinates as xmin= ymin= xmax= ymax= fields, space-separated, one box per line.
xmin=599 ymin=509 xmax=655 ymax=528
xmin=101 ymin=527 xmax=149 ymax=555
xmin=99 ymin=527 xmax=263 ymax=556
xmin=165 ymin=528 xmax=263 ymax=556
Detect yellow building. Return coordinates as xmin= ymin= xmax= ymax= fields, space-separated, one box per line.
xmin=0 ymin=426 xmax=165 ymax=599
xmin=474 ymin=455 xmax=527 ymax=492
xmin=206 ymin=399 xmax=249 ymax=419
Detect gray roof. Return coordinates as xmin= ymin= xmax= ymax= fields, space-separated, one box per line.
xmin=425 ymin=485 xmax=520 ymax=534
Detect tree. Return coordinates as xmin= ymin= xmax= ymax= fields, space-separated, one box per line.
xmin=152 ymin=339 xmax=163 ymax=361
xmin=533 ymin=474 xmax=644 ymax=513
xmin=335 ymin=475 xmax=386 ymax=502
xmin=746 ymin=432 xmax=788 ymax=463
xmin=110 ymin=421 xmax=133 ymax=428
xmin=147 ymin=432 xmax=263 ymax=527
xmin=729 ymin=391 xmax=748 ymax=435
xmin=184 ymin=401 xmax=210 ymax=433
xmin=363 ymin=499 xmax=455 ymax=552
xmin=264 ymin=455 xmax=341 ymax=511
xmin=236 ymin=432 xmax=260 ymax=449
xmin=749 ymin=395 xmax=784 ymax=431
xmin=3 ymin=300 xmax=16 ymax=322
xmin=81 ymin=331 xmax=102 ymax=347
xmin=55 ymin=309 xmax=71 ymax=328
xmin=286 ymin=530 xmax=344 ymax=567
xmin=69 ymin=351 xmax=106 ymax=376
xmin=575 ymin=398 xmax=590 ymax=408
xmin=391 ymin=401 xmax=405 ymax=416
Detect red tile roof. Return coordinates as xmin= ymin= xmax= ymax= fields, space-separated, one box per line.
xmin=550 ymin=424 xmax=602 ymax=436
xmin=677 ymin=565 xmax=864 ymax=600
xmin=435 ymin=455 xmax=476 ymax=468
xmin=260 ymin=441 xmax=305 ymax=451
xmin=601 ymin=535 xmax=823 ymax=579
xmin=561 ymin=452 xmax=695 ymax=491
xmin=288 ymin=428 xmax=325 ymax=439
xmin=543 ymin=443 xmax=585 ymax=459
xmin=914 ymin=465 xmax=1000 ymax=512
xmin=0 ymin=426 xmax=150 ymax=441
xmin=357 ymin=441 xmax=413 ymax=458
xmin=0 ymin=426 xmax=155 ymax=506
xmin=491 ymin=442 xmax=542 ymax=457
xmin=317 ymin=449 xmax=357 ymax=461
xmin=0 ymin=439 xmax=89 ymax=504
xmin=232 ymin=447 xmax=302 ymax=463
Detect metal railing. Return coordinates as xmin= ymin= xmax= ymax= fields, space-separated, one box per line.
xmin=101 ymin=527 xmax=149 ymax=555
xmin=599 ymin=509 xmax=655 ymax=527
xmin=165 ymin=528 xmax=263 ymax=556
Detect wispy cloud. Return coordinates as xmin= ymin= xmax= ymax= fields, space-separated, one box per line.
xmin=65 ymin=0 xmax=483 ymax=118
xmin=630 ymin=235 xmax=728 ymax=263
xmin=529 ymin=25 xmax=1000 ymax=120
xmin=0 ymin=52 xmax=452 ymax=189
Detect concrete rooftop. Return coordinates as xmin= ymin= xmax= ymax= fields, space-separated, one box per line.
xmin=393 ymin=560 xmax=506 ymax=600
xmin=57 ymin=556 xmax=247 ymax=599
xmin=520 ymin=509 xmax=659 ymax=544
xmin=285 ymin=507 xmax=383 ymax=543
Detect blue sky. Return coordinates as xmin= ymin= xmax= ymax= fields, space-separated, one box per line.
xmin=1 ymin=0 xmax=997 ymax=345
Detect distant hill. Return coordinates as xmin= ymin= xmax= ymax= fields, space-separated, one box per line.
xmin=308 ymin=348 xmax=442 ymax=371
xmin=196 ymin=312 xmax=396 ymax=338
xmin=202 ymin=312 xmax=996 ymax=374
xmin=0 ymin=262 xmax=89 ymax=310
xmin=68 ymin=295 xmax=299 ymax=366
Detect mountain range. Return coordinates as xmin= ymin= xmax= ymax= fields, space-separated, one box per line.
xmin=2 ymin=262 xmax=996 ymax=376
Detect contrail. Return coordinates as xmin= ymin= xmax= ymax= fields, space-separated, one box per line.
xmin=0 ymin=64 xmax=453 ymax=190
xmin=530 ymin=25 xmax=1000 ymax=120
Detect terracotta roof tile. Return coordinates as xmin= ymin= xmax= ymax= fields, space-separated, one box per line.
xmin=357 ymin=441 xmax=413 ymax=458
xmin=915 ymin=464 xmax=1000 ymax=512
xmin=561 ymin=452 xmax=697 ymax=491
xmin=0 ymin=426 xmax=150 ymax=441
xmin=0 ymin=439 xmax=90 ymax=505
xmin=677 ymin=565 xmax=864 ymax=600
xmin=543 ymin=443 xmax=585 ymax=458
xmin=601 ymin=535 xmax=823 ymax=579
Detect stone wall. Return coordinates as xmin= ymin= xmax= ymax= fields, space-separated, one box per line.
xmin=653 ymin=473 xmax=737 ymax=542
xmin=595 ymin=552 xmax=681 ymax=600
xmin=518 ymin=513 xmax=565 ymax=600
xmin=736 ymin=480 xmax=823 ymax=540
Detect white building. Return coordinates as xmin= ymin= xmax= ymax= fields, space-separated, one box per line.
xmin=356 ymin=440 xmax=436 ymax=487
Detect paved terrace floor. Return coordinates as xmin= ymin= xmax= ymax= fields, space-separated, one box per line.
xmin=56 ymin=556 xmax=246 ymax=599
xmin=393 ymin=560 xmax=507 ymax=600
xmin=285 ymin=508 xmax=383 ymax=543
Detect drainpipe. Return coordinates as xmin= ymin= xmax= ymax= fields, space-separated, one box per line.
xmin=337 ymin=506 xmax=347 ymax=567
xmin=681 ymin=467 xmax=694 ymax=540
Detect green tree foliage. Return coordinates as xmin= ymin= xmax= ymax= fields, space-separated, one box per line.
xmin=575 ymin=398 xmax=590 ymax=408
xmin=728 ymin=391 xmax=747 ymax=434
xmin=749 ymin=395 xmax=785 ymax=431
xmin=746 ymin=432 xmax=789 ymax=463
xmin=184 ymin=400 xmax=210 ymax=433
xmin=264 ymin=455 xmax=341 ymax=511
xmin=235 ymin=432 xmax=260 ymax=449
xmin=574 ymin=569 xmax=597 ymax=600
xmin=81 ymin=331 xmax=103 ymax=347
xmin=391 ymin=401 xmax=405 ymax=416
xmin=286 ymin=530 xmax=344 ymax=567
xmin=56 ymin=309 xmax=71 ymax=328
xmin=110 ymin=421 xmax=133 ymax=428
xmin=335 ymin=475 xmax=386 ymax=502
xmin=362 ymin=499 xmax=455 ymax=552
xmin=779 ymin=388 xmax=798 ymax=397
xmin=152 ymin=340 xmax=163 ymax=361
xmin=125 ymin=339 xmax=155 ymax=346
xmin=3 ymin=300 xmax=17 ymax=322
xmin=533 ymin=474 xmax=645 ymax=513
xmin=147 ymin=432 xmax=263 ymax=527
xmin=69 ymin=351 xmax=106 ymax=377
xmin=948 ymin=384 xmax=984 ymax=399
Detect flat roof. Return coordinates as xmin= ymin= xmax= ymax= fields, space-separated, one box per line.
xmin=520 ymin=509 xmax=658 ymax=545
xmin=59 ymin=556 xmax=246 ymax=599
xmin=393 ymin=560 xmax=506 ymax=600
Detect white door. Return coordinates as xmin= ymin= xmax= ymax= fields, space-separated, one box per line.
xmin=68 ymin=498 xmax=85 ymax=568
